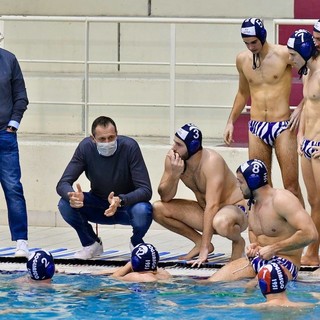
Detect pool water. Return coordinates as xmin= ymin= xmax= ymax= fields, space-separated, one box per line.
xmin=0 ymin=271 xmax=319 ymax=319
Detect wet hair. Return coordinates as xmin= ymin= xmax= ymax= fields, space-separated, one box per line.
xmin=131 ymin=243 xmax=159 ymax=272
xmin=91 ymin=116 xmax=117 ymax=136
xmin=175 ymin=123 xmax=203 ymax=159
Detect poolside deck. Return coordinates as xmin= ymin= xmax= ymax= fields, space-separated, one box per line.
xmin=0 ymin=224 xmax=249 ymax=277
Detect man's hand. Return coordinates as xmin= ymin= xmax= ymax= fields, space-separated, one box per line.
xmin=297 ymin=134 xmax=303 ymax=156
xmin=223 ymin=123 xmax=234 ymax=146
xmin=166 ymin=150 xmax=185 ymax=177
xmin=288 ymin=105 xmax=302 ymax=131
xmin=246 ymin=243 xmax=260 ymax=258
xmin=67 ymin=183 xmax=84 ymax=208
xmin=256 ymin=245 xmax=275 ymax=261
xmin=312 ymin=146 xmax=320 ymax=160
xmin=104 ymin=191 xmax=121 ymax=217
xmin=190 ymin=248 xmax=209 ymax=268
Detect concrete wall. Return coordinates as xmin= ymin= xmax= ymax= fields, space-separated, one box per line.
xmin=0 ymin=1 xmax=294 ymax=18
xmin=0 ymin=139 xmax=304 ymax=228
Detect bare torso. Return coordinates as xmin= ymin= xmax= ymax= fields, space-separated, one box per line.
xmin=240 ymin=43 xmax=292 ymax=121
xmin=302 ymin=61 xmax=320 ymax=140
xmin=249 ymin=188 xmax=303 ymax=267
xmin=180 ymin=149 xmax=244 ymax=209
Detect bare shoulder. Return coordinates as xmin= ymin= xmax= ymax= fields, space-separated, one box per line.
xmin=271 ymin=44 xmax=290 ymax=59
xmin=203 ymin=148 xmax=225 ymax=167
xmin=236 ymin=50 xmax=250 ymax=66
xmin=273 ymin=188 xmax=300 ymax=202
xmin=272 ymin=188 xmax=303 ymax=212
xmin=156 ymin=269 xmax=172 ymax=280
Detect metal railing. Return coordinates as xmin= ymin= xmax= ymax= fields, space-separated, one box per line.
xmin=1 ymin=16 xmax=315 ymax=141
xmin=273 ymin=18 xmax=317 ymax=43
xmin=0 ymin=15 xmax=242 ymax=141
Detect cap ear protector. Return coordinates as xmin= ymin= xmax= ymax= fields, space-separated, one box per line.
xmin=237 ymin=159 xmax=268 ymax=191
xmin=314 ymin=19 xmax=320 ymax=33
xmin=188 ymin=139 xmax=201 ymax=155
xmin=175 ymin=123 xmax=203 ymax=159
xmin=241 ymin=18 xmax=267 ymax=45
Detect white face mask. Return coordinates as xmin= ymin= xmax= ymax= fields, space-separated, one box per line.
xmin=96 ymin=139 xmax=117 ymax=157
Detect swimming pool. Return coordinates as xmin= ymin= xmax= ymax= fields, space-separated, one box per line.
xmin=0 ymin=271 xmax=319 ymax=319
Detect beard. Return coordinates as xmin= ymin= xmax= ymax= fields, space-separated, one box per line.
xmin=242 ymin=188 xmax=251 ymax=199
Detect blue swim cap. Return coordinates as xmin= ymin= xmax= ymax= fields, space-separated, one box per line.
xmin=27 ymin=250 xmax=55 ymax=280
xmin=237 ymin=159 xmax=268 ymax=191
xmin=287 ymin=29 xmax=316 ymax=77
xmin=287 ymin=29 xmax=316 ymax=62
xmin=314 ymin=19 xmax=320 ymax=33
xmin=258 ymin=262 xmax=288 ymax=296
xmin=131 ymin=243 xmax=159 ymax=272
xmin=241 ymin=18 xmax=267 ymax=45
xmin=175 ymin=123 xmax=202 ymax=158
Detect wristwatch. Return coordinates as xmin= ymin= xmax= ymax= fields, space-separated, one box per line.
xmin=7 ymin=126 xmax=17 ymax=132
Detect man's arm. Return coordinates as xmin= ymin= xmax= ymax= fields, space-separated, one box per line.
xmin=193 ymin=157 xmax=225 ymax=266
xmin=112 ymin=262 xmax=153 ymax=282
xmin=112 ymin=261 xmax=132 ymax=278
xmin=158 ymin=150 xmax=184 ymax=202
xmin=223 ymin=54 xmax=250 ymax=145
xmin=297 ymin=104 xmax=305 ymax=156
xmin=289 ymin=98 xmax=304 ymax=132
xmin=118 ymin=141 xmax=152 ymax=205
xmin=9 ymin=56 xmax=29 ymax=129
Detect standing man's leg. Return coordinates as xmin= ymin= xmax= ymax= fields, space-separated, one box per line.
xmin=274 ymin=130 xmax=304 ymax=205
xmin=0 ymin=131 xmax=28 ymax=257
xmin=248 ymin=132 xmax=273 ymax=185
xmin=300 ymin=156 xmax=320 ymax=266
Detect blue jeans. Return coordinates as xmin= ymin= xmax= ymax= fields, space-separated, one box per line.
xmin=0 ymin=130 xmax=28 ymax=241
xmin=58 ymin=192 xmax=153 ymax=247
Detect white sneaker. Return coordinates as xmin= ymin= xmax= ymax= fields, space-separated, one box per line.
xmin=15 ymin=240 xmax=29 ymax=258
xmin=74 ymin=239 xmax=103 ymax=260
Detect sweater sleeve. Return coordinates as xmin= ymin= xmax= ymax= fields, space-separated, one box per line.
xmin=10 ymin=56 xmax=29 ymax=125
xmin=118 ymin=141 xmax=152 ymax=206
